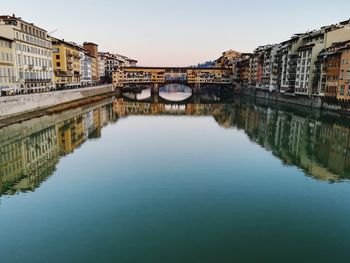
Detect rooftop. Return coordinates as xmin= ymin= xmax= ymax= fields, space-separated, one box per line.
xmin=0 ymin=14 xmax=48 ymax=33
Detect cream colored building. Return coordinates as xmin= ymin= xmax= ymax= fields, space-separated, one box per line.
xmin=0 ymin=15 xmax=53 ymax=93
xmin=0 ymin=35 xmax=16 ymax=94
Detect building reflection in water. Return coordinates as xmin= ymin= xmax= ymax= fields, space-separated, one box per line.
xmin=0 ymin=99 xmax=116 ymax=196
xmin=1 ymin=94 xmax=350 ymax=197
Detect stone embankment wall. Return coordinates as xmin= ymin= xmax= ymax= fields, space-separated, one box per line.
xmin=0 ymin=85 xmax=114 ymax=120
xmin=238 ymin=85 xmax=342 ymax=111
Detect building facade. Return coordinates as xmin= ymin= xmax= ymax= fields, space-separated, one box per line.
xmin=0 ymin=35 xmax=16 ymax=94
xmin=83 ymin=42 xmax=99 ymax=83
xmin=51 ymin=38 xmax=81 ymax=89
xmin=0 ymin=15 xmax=53 ymax=93
xmin=337 ymin=43 xmax=350 ymax=100
xmin=80 ymin=50 xmax=93 ymax=87
xmin=98 ymin=53 xmax=106 ymax=82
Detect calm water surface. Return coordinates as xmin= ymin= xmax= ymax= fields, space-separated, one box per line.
xmin=1 ymin=91 xmax=350 ymax=262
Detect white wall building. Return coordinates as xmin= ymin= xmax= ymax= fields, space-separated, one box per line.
xmin=279 ymin=35 xmax=305 ymax=93
xmin=80 ymin=50 xmax=92 ymax=86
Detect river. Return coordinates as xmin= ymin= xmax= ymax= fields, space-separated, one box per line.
xmin=0 ymin=89 xmax=350 ymax=262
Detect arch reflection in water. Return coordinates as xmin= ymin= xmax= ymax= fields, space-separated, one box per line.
xmin=123 ymin=88 xmax=151 ymax=101
xmin=159 ymin=84 xmax=192 ymax=102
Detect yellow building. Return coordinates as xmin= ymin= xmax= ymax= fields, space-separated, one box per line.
xmin=51 ymin=38 xmax=81 ymax=89
xmin=0 ymin=35 xmax=16 ymax=95
xmin=58 ymin=116 xmax=86 ymax=155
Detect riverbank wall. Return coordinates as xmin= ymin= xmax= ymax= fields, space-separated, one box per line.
xmin=237 ymin=85 xmax=342 ymax=111
xmin=0 ymin=85 xmax=115 ymax=120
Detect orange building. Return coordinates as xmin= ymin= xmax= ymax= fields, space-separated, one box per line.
xmin=337 ymin=43 xmax=350 ymax=100
xmin=325 ymin=51 xmax=341 ymax=98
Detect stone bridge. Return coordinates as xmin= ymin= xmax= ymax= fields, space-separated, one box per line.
xmin=113 ymin=66 xmax=234 ymax=93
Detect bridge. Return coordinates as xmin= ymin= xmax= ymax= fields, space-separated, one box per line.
xmin=113 ymin=66 xmax=233 ymax=93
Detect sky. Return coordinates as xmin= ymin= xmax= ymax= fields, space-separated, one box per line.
xmin=2 ymin=0 xmax=350 ymax=66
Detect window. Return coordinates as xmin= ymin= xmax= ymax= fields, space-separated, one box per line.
xmin=56 ymin=62 xmax=60 ymax=67
xmin=56 ymin=55 xmax=60 ymax=59
xmin=340 ymin=85 xmax=345 ymax=95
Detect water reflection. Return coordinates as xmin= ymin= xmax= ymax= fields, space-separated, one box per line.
xmin=159 ymin=84 xmax=192 ymax=101
xmin=0 ymin=98 xmax=116 ymax=196
xmin=123 ymin=88 xmax=151 ymax=101
xmin=1 ymin=94 xmax=350 ymax=196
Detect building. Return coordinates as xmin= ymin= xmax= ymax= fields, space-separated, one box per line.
xmin=278 ymin=35 xmax=306 ymax=93
xmin=294 ymin=31 xmax=325 ymax=96
xmin=0 ymin=15 xmax=54 ymax=93
xmin=249 ymin=46 xmax=266 ymax=87
xmin=237 ymin=57 xmax=251 ymax=84
xmin=98 ymin=53 xmax=106 ymax=82
xmin=83 ymin=42 xmax=99 ymax=83
xmin=233 ymin=19 xmax=350 ymax=97
xmin=295 ymin=21 xmax=350 ymax=96
xmin=337 ymin=42 xmax=350 ymax=100
xmin=0 ymin=35 xmax=16 ymax=95
xmin=80 ymin=49 xmax=93 ymax=87
xmin=325 ymin=45 xmax=342 ymax=98
xmin=114 ymin=53 xmax=137 ymax=67
xmin=215 ymin=50 xmax=241 ymax=68
xmin=51 ymin=38 xmax=81 ymax=89
xmin=99 ymin=52 xmax=138 ymax=83
xmin=259 ymin=45 xmax=280 ymax=91
xmin=313 ymin=49 xmax=328 ymax=96
xmin=98 ymin=52 xmax=118 ymax=83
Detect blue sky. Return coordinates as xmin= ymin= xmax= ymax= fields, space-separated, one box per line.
xmin=2 ymin=0 xmax=350 ymax=66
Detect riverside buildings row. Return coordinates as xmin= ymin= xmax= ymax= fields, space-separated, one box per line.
xmin=0 ymin=15 xmax=137 ymax=95
xmin=220 ymin=19 xmax=350 ymax=101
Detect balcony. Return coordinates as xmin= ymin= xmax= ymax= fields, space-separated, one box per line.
xmin=25 ymin=79 xmax=52 ymax=83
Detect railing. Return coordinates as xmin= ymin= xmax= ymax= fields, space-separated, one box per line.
xmin=0 ymin=82 xmax=113 ymax=97
xmin=25 ymin=79 xmax=52 ymax=83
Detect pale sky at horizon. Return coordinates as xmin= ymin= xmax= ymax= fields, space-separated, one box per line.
xmin=2 ymin=0 xmax=350 ymax=66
